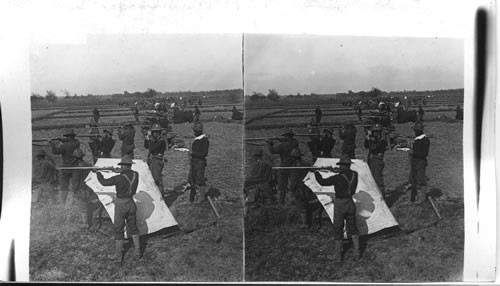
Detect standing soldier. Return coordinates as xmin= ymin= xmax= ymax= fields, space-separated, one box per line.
xmin=319 ymin=129 xmax=336 ymax=158
xmin=244 ymin=149 xmax=275 ymax=205
xmin=288 ymin=148 xmax=320 ymax=230
xmin=189 ymin=122 xmax=210 ymax=203
xmin=144 ymin=124 xmax=167 ymax=194
xmin=118 ymin=122 xmax=136 ymax=158
xmin=315 ymin=106 xmax=323 ymax=124
xmin=338 ymin=124 xmax=357 ymax=159
xmin=88 ymin=125 xmax=102 ymax=164
xmin=49 ymin=128 xmax=80 ymax=205
xmin=194 ymin=105 xmax=201 ymax=122
xmin=32 ymin=150 xmax=58 ymax=203
xmin=70 ymin=148 xmax=98 ymax=229
xmin=93 ymin=156 xmax=141 ymax=260
xmin=364 ymin=124 xmax=387 ymax=199
xmin=356 ymin=103 xmax=363 ymax=122
xmin=307 ymin=132 xmax=321 ymax=162
xmin=455 ymin=105 xmax=463 ymax=120
xmin=93 ymin=107 xmax=100 ymax=124
xmin=132 ymin=104 xmax=140 ymax=123
xmin=417 ymin=105 xmax=425 ymax=122
xmin=100 ymin=129 xmax=116 ymax=158
xmin=313 ymin=155 xmax=360 ymax=264
xmin=267 ymin=129 xmax=299 ymax=205
xmin=409 ymin=121 xmax=430 ymax=203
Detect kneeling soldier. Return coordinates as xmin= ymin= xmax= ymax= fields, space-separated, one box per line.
xmin=93 ymin=156 xmax=141 ymax=260
xmin=313 ymin=155 xmax=360 ymax=265
xmin=144 ymin=124 xmax=166 ymax=193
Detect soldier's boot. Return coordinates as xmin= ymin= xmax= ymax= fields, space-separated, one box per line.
xmin=132 ymin=235 xmax=142 ymax=260
xmin=417 ymin=185 xmax=427 ymax=204
xmin=299 ymin=211 xmax=308 ymax=230
xmin=197 ymin=185 xmax=207 ymax=203
xmin=107 ymin=240 xmax=123 ymax=261
xmin=79 ymin=212 xmax=88 ymax=229
xmin=333 ymin=240 xmax=343 ymax=266
xmin=352 ymin=235 xmax=360 ymax=261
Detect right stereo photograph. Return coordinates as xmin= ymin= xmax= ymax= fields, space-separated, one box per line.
xmin=243 ymin=34 xmax=464 ymax=282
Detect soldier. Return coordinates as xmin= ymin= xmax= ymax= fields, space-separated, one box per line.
xmin=338 ymin=124 xmax=357 ymax=159
xmin=315 ymin=106 xmax=322 ymax=124
xmin=289 ymin=148 xmax=321 ymax=230
xmin=417 ymin=105 xmax=425 ymax=122
xmin=132 ymin=104 xmax=140 ymax=123
xmin=356 ymin=104 xmax=363 ymax=122
xmin=319 ymin=129 xmax=336 ymax=158
xmin=144 ymin=124 xmax=167 ymax=193
xmin=93 ymin=107 xmax=100 ymax=124
xmin=49 ymin=128 xmax=80 ymax=205
xmin=100 ymin=129 xmax=116 ymax=158
xmin=307 ymin=132 xmax=321 ymax=162
xmin=313 ymin=155 xmax=360 ymax=264
xmin=455 ymin=105 xmax=463 ymax=120
xmin=194 ymin=105 xmax=201 ymax=122
xmin=88 ymin=129 xmax=102 ymax=164
xmin=364 ymin=124 xmax=387 ymax=198
xmin=118 ymin=122 xmax=136 ymax=158
xmin=32 ymin=150 xmax=58 ymax=203
xmin=93 ymin=156 xmax=141 ymax=260
xmin=189 ymin=122 xmax=210 ymax=203
xmin=71 ymin=148 xmax=99 ymax=229
xmin=244 ymin=149 xmax=275 ymax=205
xmin=409 ymin=121 xmax=430 ymax=203
xmin=267 ymin=129 xmax=299 ymax=205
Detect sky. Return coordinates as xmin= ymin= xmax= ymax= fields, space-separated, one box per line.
xmin=244 ymin=35 xmax=464 ymax=95
xmin=30 ymin=34 xmax=243 ymax=96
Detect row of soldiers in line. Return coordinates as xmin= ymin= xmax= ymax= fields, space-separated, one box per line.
xmin=246 ymin=120 xmax=429 ymax=206
xmin=33 ymin=121 xmax=210 ymax=222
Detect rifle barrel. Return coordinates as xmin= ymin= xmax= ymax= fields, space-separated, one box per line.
xmin=272 ymin=166 xmax=333 ymax=170
xmin=56 ymin=167 xmax=117 ymax=170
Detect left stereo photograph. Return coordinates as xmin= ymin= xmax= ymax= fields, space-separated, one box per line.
xmin=29 ymin=34 xmax=244 ymax=282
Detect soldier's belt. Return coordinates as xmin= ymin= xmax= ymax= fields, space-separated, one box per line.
xmin=148 ymin=154 xmax=165 ymax=160
xmin=369 ymin=153 xmax=384 ymax=159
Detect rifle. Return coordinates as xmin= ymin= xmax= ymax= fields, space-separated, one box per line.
xmin=32 ymin=135 xmax=98 ymax=142
xmin=244 ymin=136 xmax=282 ymax=142
xmin=56 ymin=166 xmax=121 ymax=172
xmin=272 ymin=166 xmax=338 ymax=172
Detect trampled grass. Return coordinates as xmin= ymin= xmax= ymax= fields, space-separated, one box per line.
xmin=244 ymin=120 xmax=463 ymax=282
xmin=30 ymin=119 xmax=243 ymax=282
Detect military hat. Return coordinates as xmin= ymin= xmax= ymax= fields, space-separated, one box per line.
xmin=35 ymin=149 xmax=46 ymax=157
xmin=336 ymin=155 xmax=353 ymax=165
xmin=118 ymin=155 xmax=134 ymax=165
xmin=253 ymin=149 xmax=264 ymax=157
xmin=323 ymin=128 xmax=332 ymax=134
xmin=412 ymin=121 xmax=424 ymax=131
xmin=345 ymin=123 xmax=355 ymax=129
xmin=72 ymin=148 xmax=84 ymax=158
xmin=63 ymin=128 xmax=76 ymax=136
xmin=192 ymin=122 xmax=204 ymax=132
xmin=102 ymin=128 xmax=112 ymax=134
xmin=281 ymin=129 xmax=295 ymax=137
xmin=290 ymin=148 xmax=302 ymax=158
xmin=151 ymin=124 xmax=162 ymax=132
xmin=372 ymin=124 xmax=383 ymax=132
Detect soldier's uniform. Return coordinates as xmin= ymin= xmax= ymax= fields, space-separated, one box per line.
xmin=314 ymin=155 xmax=360 ymax=263
xmin=144 ymin=124 xmax=167 ymax=193
xmin=50 ymin=128 xmax=80 ymax=204
xmin=93 ymin=107 xmax=100 ymax=123
xmin=194 ymin=106 xmax=201 ymax=122
xmin=245 ymin=150 xmax=274 ymax=204
xmin=267 ymin=129 xmax=299 ymax=204
xmin=133 ymin=106 xmax=140 ymax=123
xmin=319 ymin=129 xmax=336 ymax=158
xmin=410 ymin=122 xmax=430 ymax=203
xmin=95 ymin=156 xmax=140 ymax=260
xmin=417 ymin=106 xmax=425 ymax=122
xmin=315 ymin=106 xmax=322 ymax=124
xmin=189 ymin=122 xmax=209 ymax=203
xmin=100 ymin=129 xmax=115 ymax=158
xmin=307 ymin=133 xmax=321 ymax=161
xmin=70 ymin=148 xmax=99 ymax=228
xmin=118 ymin=123 xmax=136 ymax=158
xmin=364 ymin=124 xmax=387 ymax=198
xmin=339 ymin=124 xmax=357 ymax=159
xmin=32 ymin=150 xmax=58 ymax=203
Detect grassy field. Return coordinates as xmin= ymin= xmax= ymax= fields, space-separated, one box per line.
xmin=244 ymin=120 xmax=463 ymax=282
xmin=30 ymin=108 xmax=243 ymax=281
